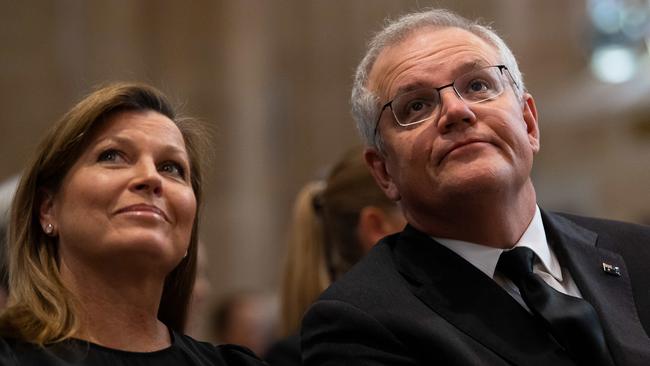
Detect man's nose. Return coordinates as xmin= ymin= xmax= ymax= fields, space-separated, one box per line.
xmin=435 ymin=87 xmax=477 ymax=133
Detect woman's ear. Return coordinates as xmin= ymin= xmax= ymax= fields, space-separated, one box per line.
xmin=39 ymin=189 xmax=57 ymax=236
xmin=357 ymin=206 xmax=406 ymax=254
xmin=356 ymin=206 xmax=388 ymax=254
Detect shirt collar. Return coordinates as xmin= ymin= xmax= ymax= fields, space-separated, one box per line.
xmin=433 ymin=206 xmax=563 ymax=281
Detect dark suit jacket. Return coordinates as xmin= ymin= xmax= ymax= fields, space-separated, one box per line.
xmin=301 ymin=211 xmax=650 ymax=365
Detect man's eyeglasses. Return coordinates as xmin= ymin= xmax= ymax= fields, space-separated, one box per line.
xmin=374 ymin=65 xmax=517 ymax=138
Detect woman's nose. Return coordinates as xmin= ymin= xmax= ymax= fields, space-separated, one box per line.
xmin=129 ymin=160 xmax=163 ymax=196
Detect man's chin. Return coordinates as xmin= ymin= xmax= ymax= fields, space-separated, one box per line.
xmin=435 ymin=165 xmax=514 ymax=194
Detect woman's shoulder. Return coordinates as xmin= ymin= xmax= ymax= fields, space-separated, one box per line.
xmin=0 ymin=336 xmax=97 ymax=365
xmin=0 ymin=334 xmax=266 ymax=366
xmin=173 ymin=332 xmax=266 ymax=366
xmin=265 ymin=334 xmax=301 ymax=366
xmin=0 ymin=336 xmax=57 ymax=366
xmin=0 ymin=337 xmax=19 ymax=365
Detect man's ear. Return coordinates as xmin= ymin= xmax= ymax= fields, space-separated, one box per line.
xmin=39 ymin=189 xmax=57 ymax=235
xmin=522 ymin=93 xmax=540 ymax=154
xmin=364 ymin=147 xmax=400 ymax=201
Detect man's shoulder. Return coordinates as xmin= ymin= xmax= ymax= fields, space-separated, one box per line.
xmin=318 ymin=231 xmax=415 ymax=308
xmin=544 ymin=210 xmax=650 ymax=261
xmin=547 ymin=211 xmax=650 ymax=239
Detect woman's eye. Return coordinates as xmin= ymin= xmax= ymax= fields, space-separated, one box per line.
xmin=159 ymin=162 xmax=186 ymax=179
xmin=97 ymin=149 xmax=123 ymax=163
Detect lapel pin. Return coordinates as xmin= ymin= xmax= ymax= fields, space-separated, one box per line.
xmin=602 ymin=262 xmax=621 ymax=277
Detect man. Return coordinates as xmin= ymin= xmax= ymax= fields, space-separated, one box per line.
xmin=301 ymin=9 xmax=650 ymax=366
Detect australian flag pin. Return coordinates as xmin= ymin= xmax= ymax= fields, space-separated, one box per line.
xmin=602 ymin=262 xmax=621 ymax=276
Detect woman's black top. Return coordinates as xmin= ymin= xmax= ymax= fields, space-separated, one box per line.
xmin=264 ymin=333 xmax=301 ymax=366
xmin=0 ymin=331 xmax=265 ymax=366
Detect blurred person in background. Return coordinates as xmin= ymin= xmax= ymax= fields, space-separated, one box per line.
xmin=0 ymin=82 xmax=264 ymax=365
xmin=265 ymin=147 xmax=405 ymax=366
xmin=302 ymin=8 xmax=650 ymax=366
xmin=210 ymin=291 xmax=278 ymax=357
xmin=0 ymin=175 xmax=20 ymax=309
xmin=185 ymin=240 xmax=213 ymax=338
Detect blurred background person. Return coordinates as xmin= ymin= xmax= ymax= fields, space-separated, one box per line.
xmin=265 ymin=147 xmax=406 ymax=365
xmin=185 ymin=240 xmax=213 ymax=338
xmin=209 ymin=291 xmax=278 ymax=357
xmin=0 ymin=82 xmax=263 ymax=365
xmin=0 ymin=175 xmax=20 ymax=310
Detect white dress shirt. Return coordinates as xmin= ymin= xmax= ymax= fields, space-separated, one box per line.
xmin=434 ymin=206 xmax=582 ymax=310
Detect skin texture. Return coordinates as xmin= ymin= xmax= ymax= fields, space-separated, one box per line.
xmin=39 ymin=110 xmax=196 ymax=351
xmin=364 ymin=27 xmax=540 ymax=248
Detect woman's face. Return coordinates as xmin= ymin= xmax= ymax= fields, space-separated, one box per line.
xmin=41 ymin=110 xmax=197 ymax=277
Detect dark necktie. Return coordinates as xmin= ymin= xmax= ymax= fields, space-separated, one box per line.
xmin=496 ymin=247 xmax=614 ymax=366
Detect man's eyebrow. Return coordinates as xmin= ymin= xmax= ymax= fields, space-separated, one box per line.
xmin=391 ymin=60 xmax=493 ymax=98
xmin=392 ymin=81 xmax=433 ymax=98
xmin=447 ymin=60 xmax=492 ymax=78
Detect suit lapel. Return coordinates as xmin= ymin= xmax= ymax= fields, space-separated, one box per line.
xmin=392 ymin=226 xmax=574 ymax=366
xmin=542 ymin=212 xmax=650 ymax=366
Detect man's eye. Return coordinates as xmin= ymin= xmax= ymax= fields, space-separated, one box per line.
xmin=468 ymin=80 xmax=490 ymax=92
xmin=403 ymin=97 xmax=434 ymax=114
xmin=409 ymin=101 xmax=425 ymax=112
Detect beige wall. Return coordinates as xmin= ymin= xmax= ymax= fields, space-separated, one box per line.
xmin=1 ymin=0 xmax=649 ymax=329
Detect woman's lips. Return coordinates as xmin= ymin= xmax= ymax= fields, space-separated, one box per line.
xmin=115 ymin=204 xmax=169 ymax=222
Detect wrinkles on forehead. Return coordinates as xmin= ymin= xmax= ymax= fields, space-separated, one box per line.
xmin=367 ymin=27 xmax=499 ymax=103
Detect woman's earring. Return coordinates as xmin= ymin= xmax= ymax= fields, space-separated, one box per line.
xmin=44 ymin=223 xmax=54 ymax=235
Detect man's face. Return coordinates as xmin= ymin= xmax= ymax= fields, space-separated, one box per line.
xmin=365 ymin=27 xmax=540 ymax=226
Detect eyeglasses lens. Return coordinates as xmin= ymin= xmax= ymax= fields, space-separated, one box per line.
xmin=391 ymin=66 xmax=507 ymax=127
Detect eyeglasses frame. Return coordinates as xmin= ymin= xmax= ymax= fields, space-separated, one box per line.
xmin=372 ymin=64 xmax=518 ymax=145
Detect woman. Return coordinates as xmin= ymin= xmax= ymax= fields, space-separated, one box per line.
xmin=265 ymin=147 xmax=406 ymax=365
xmin=0 ymin=82 xmax=264 ymax=365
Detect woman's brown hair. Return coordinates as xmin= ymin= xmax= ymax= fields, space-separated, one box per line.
xmin=0 ymin=82 xmax=209 ymax=345
xmin=279 ymin=147 xmax=399 ymax=336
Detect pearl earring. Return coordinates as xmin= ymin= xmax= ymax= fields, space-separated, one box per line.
xmin=44 ymin=223 xmax=54 ymax=235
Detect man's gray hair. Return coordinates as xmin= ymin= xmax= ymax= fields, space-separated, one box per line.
xmin=351 ymin=9 xmax=525 ymax=149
